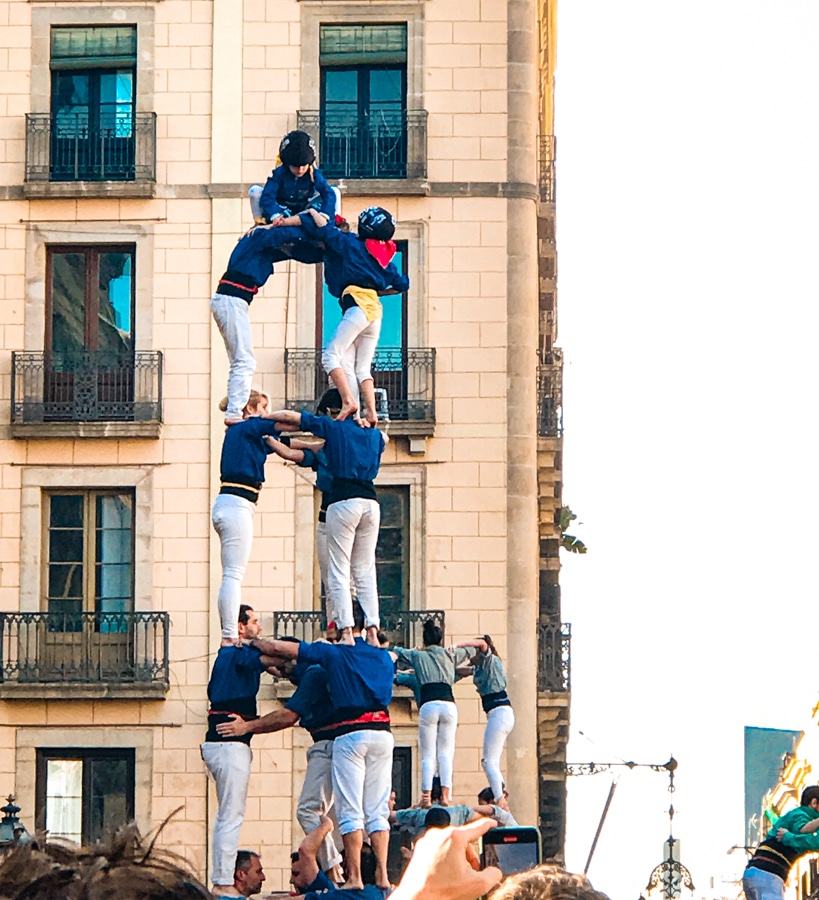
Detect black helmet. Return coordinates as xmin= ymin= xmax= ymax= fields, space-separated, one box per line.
xmin=279 ymin=130 xmax=316 ymax=167
xmin=357 ymin=206 xmax=396 ymax=240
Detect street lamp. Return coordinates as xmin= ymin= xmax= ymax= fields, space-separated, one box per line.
xmin=0 ymin=794 xmax=31 ymax=854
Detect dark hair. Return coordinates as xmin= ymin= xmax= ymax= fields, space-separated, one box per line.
xmin=430 ymin=777 xmax=443 ymax=803
xmin=317 ymin=388 xmax=343 ymax=415
xmin=352 ymin=601 xmax=366 ymax=633
xmin=802 ymin=786 xmax=819 ymax=807
xmin=424 ymin=808 xmax=451 ymax=829
xmin=360 ymin=842 xmax=376 ymax=886
xmin=477 ymin=786 xmax=495 ymax=805
xmin=478 ymin=633 xmax=500 ymax=660
xmin=235 ymin=850 xmax=259 ymax=875
xmin=290 ymin=851 xmax=300 ymax=864
xmin=376 ymin=631 xmax=389 ymax=647
xmin=239 ymin=605 xmax=254 ymax=626
xmin=422 ymin=619 xmax=443 ymax=647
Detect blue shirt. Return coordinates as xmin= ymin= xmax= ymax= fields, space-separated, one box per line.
xmin=286 ymin=665 xmax=338 ymax=736
xmin=219 ymin=416 xmax=281 ymax=487
xmin=299 ymin=218 xmax=409 ymax=298
xmin=299 ymin=413 xmax=386 ymax=484
xmin=298 ymin=638 xmax=394 ymax=714
xmin=301 ymin=870 xmax=336 ymax=894
xmin=259 ymin=165 xmax=336 ymax=222
xmin=300 ymin=446 xmax=334 ymax=511
xmin=224 ymin=223 xmax=322 ymax=290
xmin=205 ymin=645 xmax=267 ymax=742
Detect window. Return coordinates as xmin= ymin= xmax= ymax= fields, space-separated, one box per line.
xmin=387 ymin=746 xmax=413 ymax=883
xmin=45 ymin=490 xmax=134 ymax=630
xmin=43 ymin=244 xmax=137 ymax=421
xmin=36 ymin=748 xmax=135 ymax=844
xmin=49 ymin=26 xmax=137 ymax=181
xmin=375 ymin=486 xmax=409 ymax=618
xmin=319 ymin=24 xmax=408 ymax=179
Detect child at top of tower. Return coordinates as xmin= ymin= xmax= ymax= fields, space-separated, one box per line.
xmin=249 ymin=130 xmax=337 ymax=228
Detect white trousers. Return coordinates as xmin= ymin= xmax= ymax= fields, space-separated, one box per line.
xmin=332 ymin=730 xmax=394 ymax=835
xmin=325 ymin=498 xmax=380 ymax=630
xmin=321 ymin=306 xmax=382 ymax=410
xmin=211 ymin=493 xmax=256 ymax=640
xmin=482 ymin=705 xmax=515 ymax=800
xmin=297 ymin=739 xmax=342 ymax=871
xmin=201 ymin=741 xmax=252 ymax=887
xmin=211 ymin=292 xmax=255 ymax=421
xmin=418 ymin=699 xmax=458 ymax=791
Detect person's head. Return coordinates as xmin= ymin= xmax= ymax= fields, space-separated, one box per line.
xmin=289 ymin=851 xmax=308 ymax=890
xmin=316 ymin=388 xmax=343 ymax=418
xmin=352 ymin=601 xmax=366 ymax=634
xmin=234 ymin=851 xmax=265 ymax=897
xmin=276 ymin=636 xmax=302 ymax=682
xmin=238 ymin=605 xmax=261 ymax=640
xmin=477 ymin=633 xmax=499 ymax=659
xmin=422 ymin=618 xmax=443 ymax=647
xmin=218 ymin=390 xmax=268 ymax=419
xmin=487 ymin=864 xmax=611 ymax=900
xmin=0 ymin=821 xmax=211 ymax=900
xmin=360 ymin=842 xmax=377 ymax=886
xmin=424 ymin=807 xmax=451 ymax=830
xmin=357 ymin=206 xmax=396 ymax=241
xmin=478 ymin=786 xmax=509 ymax=809
xmin=801 ymin=786 xmax=819 ymax=808
xmin=279 ymin=130 xmax=316 ymax=175
xmin=377 ymin=631 xmax=390 ymax=648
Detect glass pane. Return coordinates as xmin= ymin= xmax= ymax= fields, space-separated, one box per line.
xmin=98 ymin=252 xmax=133 ymax=352
xmin=375 ymin=487 xmax=408 ymax=610
xmin=50 ymin=494 xmax=84 ymax=529
xmin=320 ymin=24 xmax=407 ymax=65
xmin=369 ymin=68 xmax=404 ymax=106
xmin=95 ymin=494 xmax=133 ymax=623
xmin=50 ymin=252 xmax=87 ymax=355
xmin=100 ymin=71 xmax=134 ymax=138
xmin=49 ymin=529 xmax=83 ymax=563
xmin=46 ymin=759 xmax=83 ymax=843
xmin=378 ymin=491 xmax=404 ymax=527
xmin=380 ymin=247 xmax=404 ymax=349
xmin=376 ymin=529 xmax=403 ymax=560
xmin=51 ymin=26 xmax=137 ymax=64
xmin=88 ymin=757 xmax=129 ymax=843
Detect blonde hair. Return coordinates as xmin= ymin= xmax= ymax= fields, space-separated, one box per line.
xmin=489 ymin=864 xmax=611 ymax=900
xmin=218 ymin=390 xmax=269 ymax=414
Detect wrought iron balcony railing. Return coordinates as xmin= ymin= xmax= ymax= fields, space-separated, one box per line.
xmin=297 ymin=109 xmax=427 ymax=180
xmin=0 ymin=611 xmax=169 ymax=688
xmin=11 ymin=351 xmax=163 ymax=425
xmin=539 ymin=135 xmax=556 ymax=203
xmin=25 ymin=112 xmax=157 ymax=183
xmin=273 ymin=609 xmax=445 ymax=650
xmin=538 ymin=621 xmax=571 ymax=692
xmin=538 ymin=348 xmax=563 ymax=438
xmin=285 ymin=348 xmax=435 ymax=424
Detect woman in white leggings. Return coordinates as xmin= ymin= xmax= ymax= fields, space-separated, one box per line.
xmin=392 ymin=620 xmax=470 ymax=807
xmin=456 ymin=635 xmax=516 ymax=803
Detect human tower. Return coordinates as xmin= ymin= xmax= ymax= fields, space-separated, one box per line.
xmin=201 ymin=131 xmax=517 ymax=896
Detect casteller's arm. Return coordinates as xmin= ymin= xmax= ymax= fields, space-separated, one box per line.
xmin=252 ymin=637 xmax=301 ymax=659
xmin=215 ymin=706 xmax=300 ymax=738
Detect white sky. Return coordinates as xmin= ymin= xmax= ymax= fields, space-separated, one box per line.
xmin=555 ymin=3 xmax=819 ymax=898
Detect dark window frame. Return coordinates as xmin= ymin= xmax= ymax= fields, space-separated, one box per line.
xmin=35 ymin=747 xmax=135 ymax=844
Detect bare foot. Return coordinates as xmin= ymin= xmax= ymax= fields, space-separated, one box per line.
xmin=340 ymin=882 xmax=364 ymax=892
xmin=365 ymin=408 xmax=378 ymax=427
xmin=365 ymin=625 xmax=380 ymax=647
xmin=336 ymin=400 xmax=359 ymax=421
xmin=420 ymin=791 xmax=432 ymax=809
xmin=340 ymin=627 xmax=355 ymax=646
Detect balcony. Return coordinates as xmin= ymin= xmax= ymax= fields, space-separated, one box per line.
xmin=10 ymin=351 xmax=163 ymax=439
xmin=23 ymin=112 xmax=157 ymax=199
xmin=273 ymin=609 xmax=444 ymax=651
xmin=538 ymin=349 xmax=563 ymax=438
xmin=285 ymin=347 xmax=436 ymax=444
xmin=539 ymin=135 xmax=556 ymax=204
xmin=538 ymin=621 xmax=571 ymax=692
xmin=297 ymin=109 xmax=428 ymax=191
xmin=0 ymin=611 xmax=170 ymax=700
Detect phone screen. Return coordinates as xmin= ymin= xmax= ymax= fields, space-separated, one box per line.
xmin=480 ymin=828 xmax=541 ymax=877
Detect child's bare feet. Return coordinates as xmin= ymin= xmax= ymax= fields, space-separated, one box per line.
xmin=364 ymin=407 xmax=378 ymax=427
xmin=365 ymin=625 xmax=380 ymax=647
xmin=336 ymin=400 xmax=358 ymax=421
xmin=340 ymin=627 xmax=355 ymax=646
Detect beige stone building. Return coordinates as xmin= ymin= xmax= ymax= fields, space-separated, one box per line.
xmin=0 ymin=0 xmax=567 ymax=887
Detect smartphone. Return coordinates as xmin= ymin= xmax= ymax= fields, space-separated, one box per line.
xmin=480 ymin=826 xmax=542 ymax=877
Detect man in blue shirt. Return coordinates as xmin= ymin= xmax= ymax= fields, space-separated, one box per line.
xmin=252 ymin=604 xmax=394 ymax=892
xmin=201 ymin=605 xmax=278 ymax=894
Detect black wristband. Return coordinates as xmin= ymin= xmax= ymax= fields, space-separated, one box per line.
xmin=279 ymin=434 xmax=291 ymax=447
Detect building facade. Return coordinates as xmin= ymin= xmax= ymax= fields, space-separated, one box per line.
xmin=0 ymin=0 xmax=567 ymax=886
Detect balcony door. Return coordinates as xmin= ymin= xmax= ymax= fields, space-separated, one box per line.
xmin=35 ymin=490 xmax=135 ymax=682
xmin=319 ymin=24 xmax=407 ymax=179
xmin=50 ymin=26 xmax=136 ymax=181
xmin=45 ymin=245 xmax=135 ymax=420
